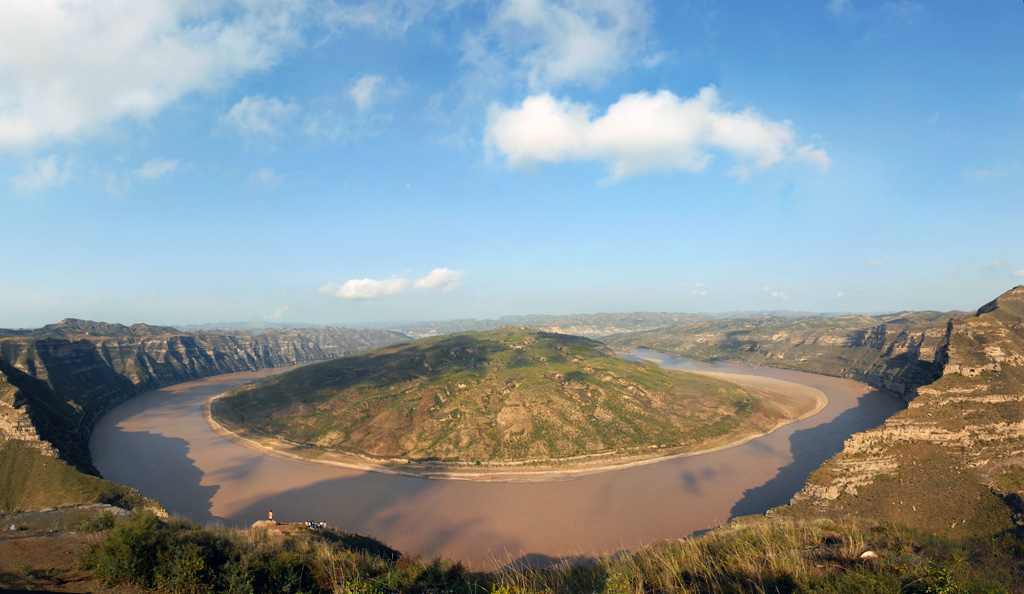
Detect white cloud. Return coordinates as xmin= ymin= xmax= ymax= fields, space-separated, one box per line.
xmin=264 ymin=305 xmax=289 ymax=320
xmin=221 ymin=95 xmax=299 ymax=138
xmin=135 ymin=158 xmax=180 ymax=179
xmin=319 ymin=277 xmax=409 ymax=299
xmin=1013 ymin=270 xmax=1024 ymax=278
xmin=485 ymin=86 xmax=829 ymax=180
xmin=993 ymin=260 xmax=1005 ymax=267
xmin=692 ymin=290 xmax=708 ymax=297
xmin=771 ymin=291 xmax=789 ymax=300
xmin=350 ymin=75 xmax=385 ymax=111
xmin=14 ymin=154 xmax=74 ymax=191
xmin=867 ymin=259 xmax=885 ymax=267
xmin=694 ymin=282 xmax=705 ymax=287
xmin=836 ymin=292 xmax=845 ymax=298
xmin=413 ymin=268 xmax=464 ymax=291
xmin=250 ymin=167 xmax=283 ymax=188
xmin=495 ymin=0 xmax=651 ymax=91
xmin=0 ymin=0 xmax=306 ymax=149
xmin=641 ymin=51 xmax=669 ymax=69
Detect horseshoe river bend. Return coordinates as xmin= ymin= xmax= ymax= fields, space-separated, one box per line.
xmin=90 ymin=349 xmax=904 ymax=569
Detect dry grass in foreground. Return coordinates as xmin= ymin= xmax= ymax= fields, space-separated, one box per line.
xmin=21 ymin=510 xmax=1021 ymax=593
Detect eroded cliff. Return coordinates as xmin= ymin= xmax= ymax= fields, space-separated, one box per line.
xmin=786 ymin=287 xmax=1024 ymax=535
xmin=605 ymin=312 xmax=955 ymax=402
xmin=0 ymin=320 xmax=407 ymax=473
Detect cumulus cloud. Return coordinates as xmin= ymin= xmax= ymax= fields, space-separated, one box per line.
xmin=265 ymin=305 xmax=289 ymax=320
xmin=319 ymin=277 xmax=409 ymax=299
xmin=495 ymin=0 xmax=650 ymax=91
xmin=221 ymin=95 xmax=299 ymax=138
xmin=135 ymin=158 xmax=180 ymax=179
xmin=0 ymin=0 xmax=306 ymax=149
xmin=414 ymin=268 xmax=464 ymax=292
xmin=485 ymin=86 xmax=829 ymax=180
xmin=14 ymin=154 xmax=75 ymax=191
xmin=350 ymin=75 xmax=385 ymax=111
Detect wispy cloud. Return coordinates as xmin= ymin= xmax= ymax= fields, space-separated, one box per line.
xmin=1013 ymin=270 xmax=1024 ymax=278
xmin=249 ymin=168 xmax=283 ymax=189
xmin=14 ymin=154 xmax=74 ymax=191
xmin=867 ymin=259 xmax=885 ymax=267
xmin=493 ymin=0 xmax=651 ymax=91
xmin=265 ymin=305 xmax=289 ymax=320
xmin=486 ymin=86 xmax=829 ymax=181
xmin=221 ymin=95 xmax=299 ymax=139
xmin=413 ymin=268 xmax=464 ymax=292
xmin=135 ymin=158 xmax=180 ymax=180
xmin=963 ymin=162 xmax=1015 ymax=181
xmin=350 ymin=75 xmax=385 ymax=111
xmin=836 ymin=292 xmax=845 ymax=298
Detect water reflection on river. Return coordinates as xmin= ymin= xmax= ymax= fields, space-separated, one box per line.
xmin=91 ymin=351 xmax=904 ymax=568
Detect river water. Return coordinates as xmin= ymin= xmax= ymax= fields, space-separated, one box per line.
xmin=90 ymin=350 xmax=904 ymax=569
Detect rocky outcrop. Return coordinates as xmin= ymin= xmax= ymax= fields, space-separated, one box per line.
xmin=0 ymin=322 xmax=408 ymax=473
xmin=790 ymin=287 xmax=1024 ymax=526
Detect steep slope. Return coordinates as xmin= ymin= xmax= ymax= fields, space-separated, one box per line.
xmin=0 ymin=321 xmax=408 ymax=476
xmin=606 ymin=312 xmax=955 ymax=401
xmin=785 ymin=286 xmax=1024 ymax=536
xmin=213 ymin=328 xmax=817 ymax=470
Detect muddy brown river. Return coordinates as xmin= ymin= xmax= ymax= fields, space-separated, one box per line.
xmin=90 ymin=350 xmax=904 ymax=569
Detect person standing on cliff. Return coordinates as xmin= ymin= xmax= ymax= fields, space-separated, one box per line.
xmin=268 ymin=510 xmax=273 ymax=522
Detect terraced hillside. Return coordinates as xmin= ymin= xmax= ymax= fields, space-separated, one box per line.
xmin=214 ymin=328 xmax=813 ymax=469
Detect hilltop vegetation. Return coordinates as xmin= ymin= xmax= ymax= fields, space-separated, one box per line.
xmin=213 ymin=328 xmax=811 ymax=469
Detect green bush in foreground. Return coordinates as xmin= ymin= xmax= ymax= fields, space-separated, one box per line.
xmin=81 ymin=513 xmax=1024 ymax=593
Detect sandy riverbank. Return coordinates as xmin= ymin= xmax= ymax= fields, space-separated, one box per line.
xmin=202 ymin=370 xmax=828 ymax=483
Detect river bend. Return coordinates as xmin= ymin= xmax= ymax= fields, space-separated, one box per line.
xmin=91 ymin=350 xmax=904 ymax=568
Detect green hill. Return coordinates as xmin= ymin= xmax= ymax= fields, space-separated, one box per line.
xmin=213 ymin=328 xmax=807 ymax=469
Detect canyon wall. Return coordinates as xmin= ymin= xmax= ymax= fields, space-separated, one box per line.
xmin=0 ymin=320 xmax=407 ymax=473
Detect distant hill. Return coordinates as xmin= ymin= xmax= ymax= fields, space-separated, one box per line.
xmin=605 ymin=311 xmax=960 ymax=401
xmin=213 ymin=328 xmax=811 ymax=469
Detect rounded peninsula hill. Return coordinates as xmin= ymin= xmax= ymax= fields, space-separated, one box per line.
xmin=211 ymin=328 xmax=821 ymax=475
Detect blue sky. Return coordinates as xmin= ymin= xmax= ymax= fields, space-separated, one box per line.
xmin=1 ymin=0 xmax=1022 ymax=328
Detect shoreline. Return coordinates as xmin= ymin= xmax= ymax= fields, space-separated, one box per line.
xmin=202 ymin=370 xmax=828 ymax=483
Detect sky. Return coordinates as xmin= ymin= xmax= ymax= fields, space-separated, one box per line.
xmin=1 ymin=0 xmax=1022 ymax=329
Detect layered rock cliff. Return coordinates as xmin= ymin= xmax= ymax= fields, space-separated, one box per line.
xmin=787 ymin=287 xmax=1024 ymax=534
xmin=0 ymin=320 xmax=407 ymax=473
xmin=605 ymin=312 xmax=955 ymax=402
